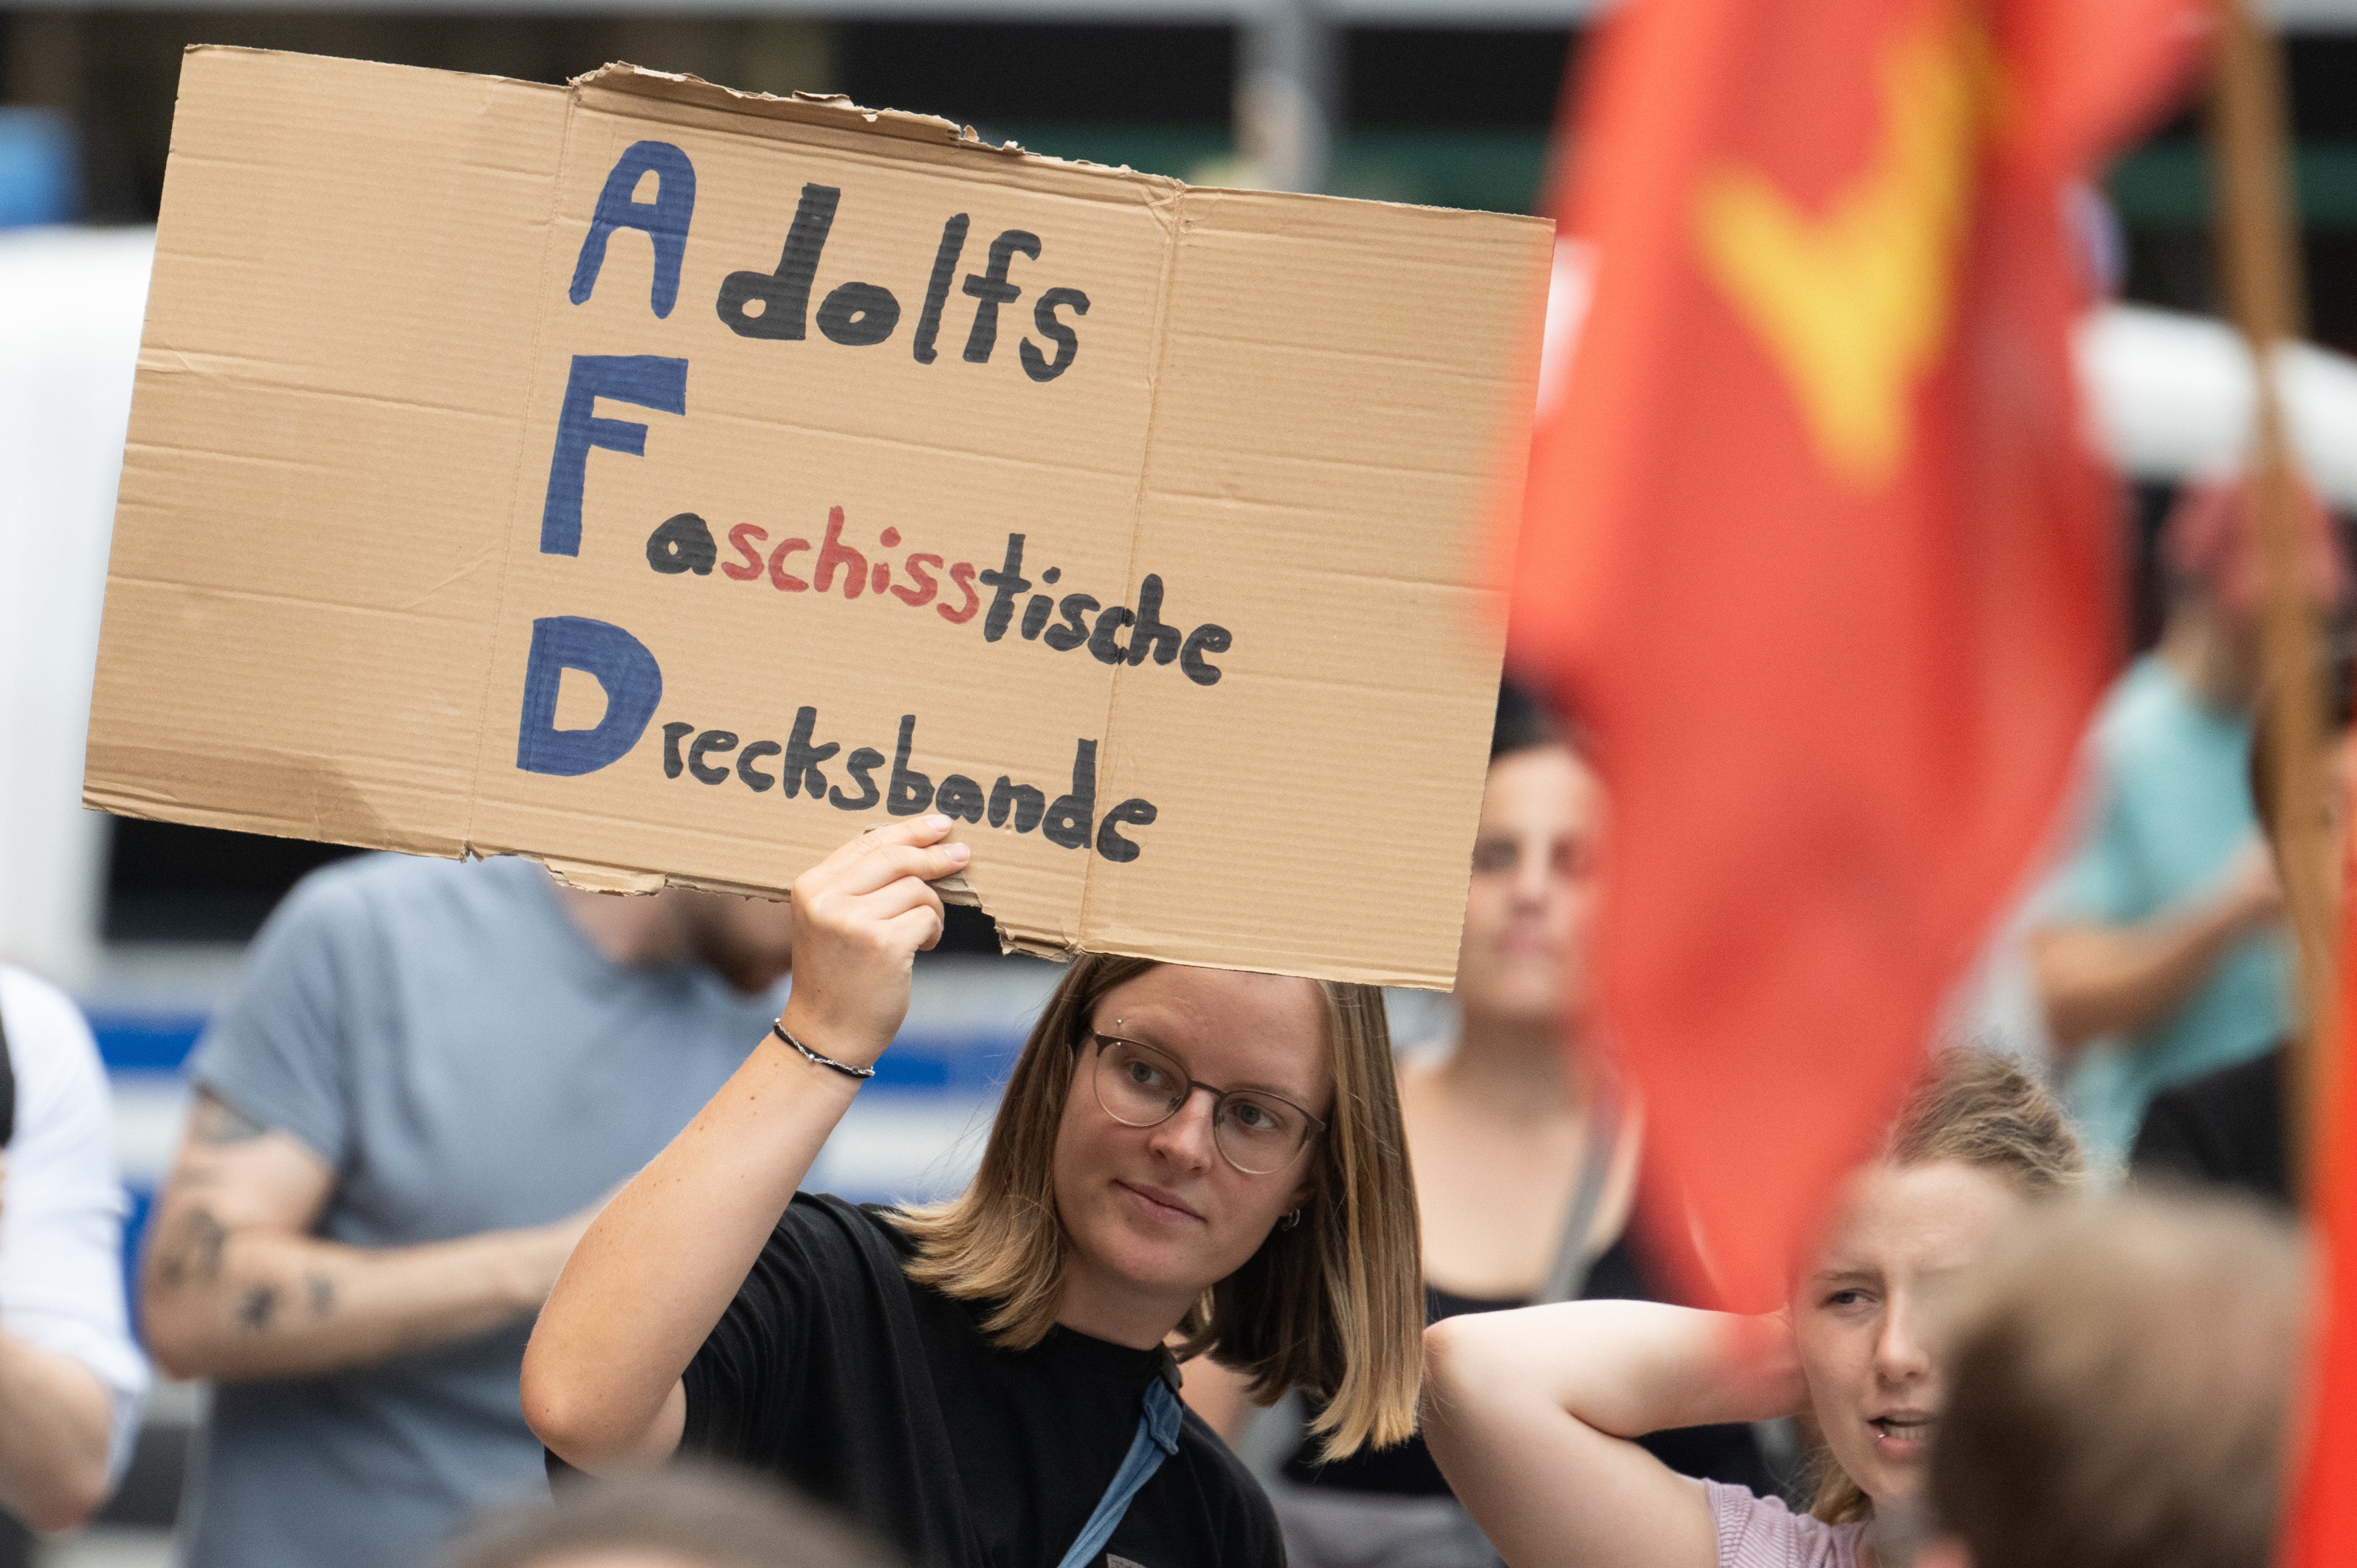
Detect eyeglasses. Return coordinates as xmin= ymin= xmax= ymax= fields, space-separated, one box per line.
xmin=1081 ymin=1028 xmax=1327 ymax=1176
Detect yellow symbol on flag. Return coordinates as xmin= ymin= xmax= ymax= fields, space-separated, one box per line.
xmin=1693 ymin=18 xmax=1990 ymax=488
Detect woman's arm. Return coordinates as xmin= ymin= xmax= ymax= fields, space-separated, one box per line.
xmin=1422 ymin=1301 xmax=1804 ymax=1568
xmin=520 ymin=817 xmax=968 ymax=1472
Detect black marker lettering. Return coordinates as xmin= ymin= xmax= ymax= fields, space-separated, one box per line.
xmin=1096 ymin=798 xmax=1157 ymax=863
xmin=817 ymin=280 xmax=900 ymax=346
xmin=961 ymin=230 xmax=1041 ymax=363
xmin=737 ymin=739 xmax=781 ymax=792
xmin=661 ymin=721 xmax=695 ymax=779
xmin=717 ymin=183 xmax=838 ymax=341
xmin=688 ymin=730 xmax=738 ymax=784
xmin=913 ymin=215 xmax=969 ymax=364
xmin=936 ymin=773 xmax=985 ymax=823
xmin=829 ymin=747 xmax=884 ymax=810
xmin=1127 ymin=575 xmax=1181 ymax=666
xmin=1042 ymin=739 xmax=1097 ymax=850
xmin=646 ymin=512 xmax=717 ymax=575
xmin=782 ymin=707 xmax=839 ymax=799
xmin=1087 ymin=605 xmax=1133 ymax=665
xmin=1020 ymin=594 xmax=1054 ymax=641
xmin=978 ymin=535 xmax=1031 ymax=642
xmin=989 ymin=776 xmax=1046 ymax=833
xmin=1181 ymin=624 xmax=1231 ymax=686
xmin=1044 ymin=594 xmax=1098 ymax=652
xmin=886 ymin=715 xmax=935 ymax=816
xmin=1021 ymin=288 xmax=1090 ymax=383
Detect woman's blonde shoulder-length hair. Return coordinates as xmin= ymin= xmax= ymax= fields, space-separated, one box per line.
xmin=889 ymin=952 xmax=1424 ymax=1460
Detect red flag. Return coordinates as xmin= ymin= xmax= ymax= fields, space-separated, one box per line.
xmin=1509 ymin=0 xmax=2207 ymax=1307
xmin=2286 ymin=825 xmax=2357 ymax=1561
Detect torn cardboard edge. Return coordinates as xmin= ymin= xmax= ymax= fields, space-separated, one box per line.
xmin=80 ymin=772 xmax=1016 ymax=947
xmin=570 ymin=62 xmax=1191 ymax=188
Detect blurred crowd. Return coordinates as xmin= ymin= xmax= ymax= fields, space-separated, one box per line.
xmin=0 ymin=470 xmax=2332 ymax=1568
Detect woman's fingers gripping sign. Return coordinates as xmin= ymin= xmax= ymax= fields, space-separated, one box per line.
xmin=776 ymin=817 xmax=971 ymax=1073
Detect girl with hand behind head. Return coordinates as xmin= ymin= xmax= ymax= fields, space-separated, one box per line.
xmin=1422 ymin=1048 xmax=2082 ymax=1568
xmin=521 ymin=815 xmax=1423 ymax=1568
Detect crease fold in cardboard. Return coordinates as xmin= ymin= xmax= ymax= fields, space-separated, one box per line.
xmin=84 ymin=45 xmax=1549 ymax=989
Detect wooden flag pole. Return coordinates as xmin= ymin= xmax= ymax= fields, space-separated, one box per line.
xmin=2208 ymin=0 xmax=2330 ymax=1200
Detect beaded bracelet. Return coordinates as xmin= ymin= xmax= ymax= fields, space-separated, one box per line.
xmin=771 ymin=1021 xmax=877 ymax=1081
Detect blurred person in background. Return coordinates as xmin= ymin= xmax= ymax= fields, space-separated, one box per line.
xmin=1185 ymin=685 xmax=1766 ymax=1568
xmin=1422 ymin=1048 xmax=2083 ymax=1568
xmin=0 ymin=964 xmax=149 ymax=1538
xmin=2029 ymin=476 xmax=2345 ymax=1168
xmin=1915 ymin=1189 xmax=2303 ymax=1568
xmin=138 ymin=854 xmax=794 ymax=1568
xmin=2130 ymin=643 xmax=2357 ymax=1207
xmin=437 ymin=1465 xmax=898 ymax=1568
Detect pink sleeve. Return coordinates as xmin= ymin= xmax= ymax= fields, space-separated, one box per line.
xmin=1703 ymin=1480 xmax=1863 ymax=1568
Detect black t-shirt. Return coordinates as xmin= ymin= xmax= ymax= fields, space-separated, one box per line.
xmin=680 ymin=1193 xmax=1284 ymax=1568
xmin=1280 ymin=1231 xmax=1772 ymax=1497
xmin=2130 ymin=1043 xmax=2289 ymax=1207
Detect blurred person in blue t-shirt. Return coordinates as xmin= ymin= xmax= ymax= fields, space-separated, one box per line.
xmin=139 ymin=854 xmax=794 ymax=1568
xmin=2030 ymin=477 xmax=2344 ymax=1168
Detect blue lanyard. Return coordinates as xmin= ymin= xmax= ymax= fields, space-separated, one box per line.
xmin=1052 ymin=1375 xmax=1185 ymax=1568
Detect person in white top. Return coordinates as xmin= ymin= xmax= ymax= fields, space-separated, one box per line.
xmin=0 ymin=963 xmax=150 ymax=1530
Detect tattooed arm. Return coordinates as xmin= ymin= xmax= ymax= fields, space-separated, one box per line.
xmin=139 ymin=1093 xmax=603 ymax=1382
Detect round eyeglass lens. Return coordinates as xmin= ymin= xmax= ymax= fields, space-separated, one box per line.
xmin=1212 ymin=1093 xmax=1309 ymax=1174
xmin=1090 ymin=1036 xmax=1309 ymax=1175
xmin=1094 ymin=1036 xmax=1187 ymax=1126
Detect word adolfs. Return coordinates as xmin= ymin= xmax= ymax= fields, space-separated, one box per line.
xmin=571 ymin=142 xmax=1090 ymax=381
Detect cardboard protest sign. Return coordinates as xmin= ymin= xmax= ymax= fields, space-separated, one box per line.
xmin=83 ymin=47 xmax=1548 ymax=988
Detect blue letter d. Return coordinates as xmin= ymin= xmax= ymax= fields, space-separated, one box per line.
xmin=516 ymin=616 xmax=663 ymax=777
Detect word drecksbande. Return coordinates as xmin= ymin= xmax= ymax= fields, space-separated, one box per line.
xmin=660 ymin=712 xmax=1159 ymax=864
xmin=511 ymin=618 xmax=1160 ymax=862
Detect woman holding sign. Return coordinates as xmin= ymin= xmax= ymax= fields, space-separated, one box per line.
xmin=522 ymin=815 xmax=1424 ymax=1568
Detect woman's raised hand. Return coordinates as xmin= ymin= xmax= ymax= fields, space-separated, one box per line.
xmin=777 ymin=816 xmax=971 ymax=1070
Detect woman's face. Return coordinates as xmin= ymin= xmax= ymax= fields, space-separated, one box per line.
xmin=1791 ymin=1159 xmax=2023 ymax=1508
xmin=1050 ymin=964 xmax=1333 ymax=1327
xmin=1453 ymin=745 xmax=1604 ymax=1032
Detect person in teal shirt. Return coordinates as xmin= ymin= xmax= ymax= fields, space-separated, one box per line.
xmin=2031 ymin=477 xmax=2343 ymax=1169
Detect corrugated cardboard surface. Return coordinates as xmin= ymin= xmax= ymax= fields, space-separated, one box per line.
xmin=85 ymin=47 xmax=1549 ymax=989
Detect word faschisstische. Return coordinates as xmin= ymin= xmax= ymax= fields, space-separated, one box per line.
xmin=642 ymin=509 xmax=1231 ymax=685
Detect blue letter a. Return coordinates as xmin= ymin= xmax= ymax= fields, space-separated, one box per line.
xmin=570 ymin=141 xmax=696 ymax=318
xmin=516 ymin=616 xmax=663 ymax=777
